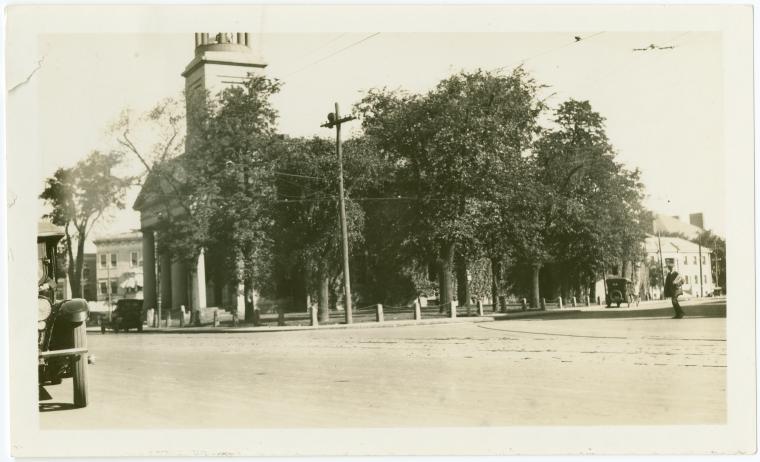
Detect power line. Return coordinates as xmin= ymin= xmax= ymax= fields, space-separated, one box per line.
xmin=496 ymin=31 xmax=606 ymax=73
xmin=283 ymin=32 xmax=381 ymax=78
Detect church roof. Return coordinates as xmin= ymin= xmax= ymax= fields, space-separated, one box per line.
xmin=133 ymin=157 xmax=186 ymax=212
xmin=652 ymin=214 xmax=704 ymax=240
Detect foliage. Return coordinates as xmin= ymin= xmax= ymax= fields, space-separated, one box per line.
xmin=40 ymin=151 xmax=132 ymax=297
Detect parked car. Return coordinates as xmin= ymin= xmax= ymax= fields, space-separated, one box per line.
xmin=38 ymin=221 xmax=91 ymax=408
xmin=605 ymin=277 xmax=639 ymax=308
xmin=101 ymin=299 xmax=144 ymax=333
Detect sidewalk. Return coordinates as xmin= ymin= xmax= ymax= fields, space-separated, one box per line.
xmin=88 ymin=314 xmax=497 ymax=334
xmin=88 ymin=296 xmax=726 ymax=334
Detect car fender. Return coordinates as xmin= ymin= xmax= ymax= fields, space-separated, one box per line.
xmin=60 ymin=299 xmax=89 ymax=323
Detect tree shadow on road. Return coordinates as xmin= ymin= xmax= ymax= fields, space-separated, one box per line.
xmin=499 ymin=304 xmax=726 ymax=322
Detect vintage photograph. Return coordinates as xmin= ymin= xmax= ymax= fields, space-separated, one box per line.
xmin=4 ymin=4 xmax=755 ymax=457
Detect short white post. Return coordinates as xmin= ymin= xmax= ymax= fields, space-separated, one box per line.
xmin=450 ymin=300 xmax=458 ymax=319
xmin=212 ymin=309 xmax=219 ymax=327
xmin=414 ymin=301 xmax=421 ymax=320
xmin=376 ymin=304 xmax=384 ymax=323
xmin=477 ymin=300 xmax=484 ymax=317
xmin=572 ymin=297 xmax=577 ymax=308
xmin=585 ymin=295 xmax=590 ymax=307
xmin=310 ymin=305 xmax=318 ymax=327
xmin=521 ymin=298 xmax=528 ymax=311
xmin=179 ymin=305 xmax=186 ymax=327
xmin=166 ymin=311 xmax=172 ymax=328
xmin=540 ymin=298 xmax=546 ymax=310
xmin=558 ymin=296 xmax=563 ymax=309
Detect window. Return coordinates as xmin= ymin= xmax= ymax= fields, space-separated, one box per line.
xmin=111 ymin=281 xmax=119 ymax=295
xmin=685 ymin=275 xmax=689 ymax=284
xmin=111 ymin=253 xmax=117 ymax=268
xmin=693 ymin=256 xmax=697 ymax=265
xmin=683 ymin=256 xmax=688 ymax=265
xmin=702 ymin=256 xmax=706 ymax=265
xmin=131 ymin=251 xmax=139 ymax=267
xmin=100 ymin=282 xmax=108 ymax=295
xmin=100 ymin=254 xmax=106 ymax=268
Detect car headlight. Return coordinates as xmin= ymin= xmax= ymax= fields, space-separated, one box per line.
xmin=38 ymin=297 xmax=52 ymax=323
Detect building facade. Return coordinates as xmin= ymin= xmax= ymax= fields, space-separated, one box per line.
xmin=134 ymin=33 xmax=266 ymax=319
xmin=644 ymin=235 xmax=714 ymax=299
xmin=93 ymin=232 xmax=144 ymax=304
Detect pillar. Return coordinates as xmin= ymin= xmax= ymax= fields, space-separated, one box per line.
xmin=190 ymin=250 xmax=207 ymax=311
xmin=159 ymin=251 xmax=172 ymax=321
xmin=171 ymin=260 xmax=188 ymax=315
xmin=142 ymin=229 xmax=157 ymax=315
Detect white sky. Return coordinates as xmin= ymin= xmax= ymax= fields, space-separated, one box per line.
xmin=36 ymin=31 xmax=725 ymax=248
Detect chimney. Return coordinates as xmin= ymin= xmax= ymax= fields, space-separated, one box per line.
xmin=689 ymin=213 xmax=704 ymax=229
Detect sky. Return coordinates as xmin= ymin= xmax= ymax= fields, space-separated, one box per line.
xmin=36 ymin=31 xmax=725 ymax=249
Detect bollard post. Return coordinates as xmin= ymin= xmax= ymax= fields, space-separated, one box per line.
xmin=310 ymin=305 xmax=318 ymax=327
xmin=558 ymin=296 xmax=563 ymax=309
xmin=414 ymin=301 xmax=421 ymax=321
xmin=179 ymin=305 xmax=186 ymax=327
xmin=585 ymin=295 xmax=590 ymax=307
xmin=213 ymin=309 xmax=219 ymax=327
xmin=232 ymin=311 xmax=239 ymax=327
xmin=572 ymin=297 xmax=577 ymax=308
xmin=521 ymin=298 xmax=528 ymax=311
xmin=540 ymin=298 xmax=546 ymax=310
xmin=376 ymin=304 xmax=384 ymax=323
xmin=166 ymin=311 xmax=172 ymax=328
xmin=597 ymin=296 xmax=601 ymax=306
xmin=477 ymin=300 xmax=484 ymax=317
xmin=278 ymin=306 xmax=285 ymax=326
xmin=450 ymin=300 xmax=458 ymax=319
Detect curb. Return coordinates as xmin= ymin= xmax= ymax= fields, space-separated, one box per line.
xmin=88 ymin=316 xmax=496 ymax=334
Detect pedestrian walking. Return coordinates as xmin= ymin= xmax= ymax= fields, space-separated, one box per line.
xmin=664 ymin=259 xmax=685 ymax=318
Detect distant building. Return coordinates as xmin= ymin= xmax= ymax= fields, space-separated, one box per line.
xmin=652 ymin=213 xmax=705 ymax=240
xmin=81 ymin=253 xmax=98 ymax=301
xmin=643 ymin=234 xmax=714 ymax=299
xmin=93 ymin=232 xmax=144 ymax=305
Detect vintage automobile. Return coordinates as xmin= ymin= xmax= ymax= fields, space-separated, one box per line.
xmin=101 ymin=298 xmax=144 ymax=333
xmin=38 ymin=221 xmax=91 ymax=408
xmin=605 ymin=277 xmax=639 ymax=308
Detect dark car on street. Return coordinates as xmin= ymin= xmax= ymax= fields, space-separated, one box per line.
xmin=101 ymin=299 xmax=144 ymax=333
xmin=605 ymin=277 xmax=639 ymax=308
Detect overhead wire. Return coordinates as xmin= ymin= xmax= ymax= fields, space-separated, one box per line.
xmin=282 ymin=32 xmax=382 ymax=79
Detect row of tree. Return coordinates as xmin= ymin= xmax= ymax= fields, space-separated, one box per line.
xmin=42 ymin=67 xmax=652 ymax=318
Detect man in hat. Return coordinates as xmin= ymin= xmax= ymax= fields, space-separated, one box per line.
xmin=663 ymin=259 xmax=685 ymax=318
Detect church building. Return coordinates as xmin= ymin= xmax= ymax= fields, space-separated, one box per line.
xmin=133 ymin=33 xmax=266 ymax=321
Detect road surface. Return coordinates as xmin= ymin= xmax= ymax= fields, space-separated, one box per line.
xmin=40 ymin=302 xmax=726 ymax=428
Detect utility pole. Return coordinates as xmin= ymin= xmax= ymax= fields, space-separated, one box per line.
xmin=657 ymin=231 xmax=666 ymax=300
xmin=698 ymin=236 xmax=704 ymax=297
xmin=321 ymin=102 xmax=355 ymax=324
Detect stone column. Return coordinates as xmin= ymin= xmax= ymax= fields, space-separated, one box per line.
xmin=141 ymin=229 xmax=157 ymax=314
xmin=159 ymin=251 xmax=172 ymax=322
xmin=190 ymin=250 xmax=207 ymax=310
xmin=171 ymin=260 xmax=188 ymax=315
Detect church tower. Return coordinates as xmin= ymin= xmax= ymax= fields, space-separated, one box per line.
xmin=182 ymin=32 xmax=267 ymax=129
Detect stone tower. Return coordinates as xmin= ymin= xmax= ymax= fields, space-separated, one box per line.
xmin=182 ymin=32 xmax=267 ymax=129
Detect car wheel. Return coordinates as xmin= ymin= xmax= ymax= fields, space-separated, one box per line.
xmin=71 ymin=322 xmax=88 ymax=408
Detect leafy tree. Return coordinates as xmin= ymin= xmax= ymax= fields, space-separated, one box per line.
xmin=357 ymin=68 xmax=545 ymax=306
xmin=40 ymin=151 xmax=132 ymax=297
xmin=531 ymin=99 xmax=649 ymax=304
xmin=181 ymin=75 xmax=282 ymax=322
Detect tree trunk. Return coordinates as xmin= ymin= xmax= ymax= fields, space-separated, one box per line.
xmin=531 ymin=263 xmax=541 ymax=308
xmin=318 ymin=265 xmax=330 ymax=323
xmin=243 ymin=273 xmax=254 ymax=322
xmin=437 ymin=242 xmax=455 ymax=305
xmin=490 ymin=257 xmax=501 ymax=312
xmin=455 ymin=251 xmax=470 ymax=307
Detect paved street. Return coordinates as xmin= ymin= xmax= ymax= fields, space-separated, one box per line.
xmin=40 ymin=301 xmax=726 ymax=429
